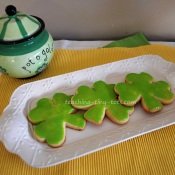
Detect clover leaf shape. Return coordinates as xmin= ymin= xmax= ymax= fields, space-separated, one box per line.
xmin=71 ymin=81 xmax=134 ymax=125
xmin=28 ymin=93 xmax=86 ymax=147
xmin=115 ymin=72 xmax=174 ymax=112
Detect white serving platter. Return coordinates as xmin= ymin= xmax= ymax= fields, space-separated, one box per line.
xmin=0 ymin=55 xmax=175 ymax=168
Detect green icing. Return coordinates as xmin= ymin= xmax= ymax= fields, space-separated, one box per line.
xmin=107 ymin=103 xmax=133 ymax=123
xmin=71 ymin=81 xmax=134 ymax=125
xmin=34 ymin=118 xmax=65 ymax=145
xmin=84 ymin=104 xmax=106 ymax=124
xmin=115 ymin=72 xmax=174 ymax=112
xmin=28 ymin=93 xmax=86 ymax=147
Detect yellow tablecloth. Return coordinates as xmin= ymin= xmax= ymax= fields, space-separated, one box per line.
xmin=0 ymin=44 xmax=175 ymax=174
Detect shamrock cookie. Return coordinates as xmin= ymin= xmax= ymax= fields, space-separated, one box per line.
xmin=28 ymin=93 xmax=86 ymax=147
xmin=115 ymin=72 xmax=174 ymax=112
xmin=71 ymin=81 xmax=134 ymax=125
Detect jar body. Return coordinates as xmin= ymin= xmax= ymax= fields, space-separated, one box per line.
xmin=0 ymin=30 xmax=54 ymax=78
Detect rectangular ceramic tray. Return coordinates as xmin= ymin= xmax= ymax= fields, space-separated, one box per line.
xmin=0 ymin=55 xmax=175 ymax=168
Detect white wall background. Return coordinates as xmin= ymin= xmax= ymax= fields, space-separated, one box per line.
xmin=1 ymin=0 xmax=175 ymax=40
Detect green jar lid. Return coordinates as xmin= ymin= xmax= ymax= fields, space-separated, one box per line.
xmin=0 ymin=5 xmax=45 ymax=44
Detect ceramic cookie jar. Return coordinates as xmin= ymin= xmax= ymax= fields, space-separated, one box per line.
xmin=0 ymin=5 xmax=54 ymax=78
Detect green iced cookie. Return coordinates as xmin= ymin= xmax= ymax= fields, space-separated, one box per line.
xmin=28 ymin=93 xmax=86 ymax=147
xmin=115 ymin=72 xmax=174 ymax=112
xmin=71 ymin=81 xmax=134 ymax=125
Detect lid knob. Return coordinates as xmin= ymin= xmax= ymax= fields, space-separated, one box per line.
xmin=5 ymin=5 xmax=17 ymax=16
